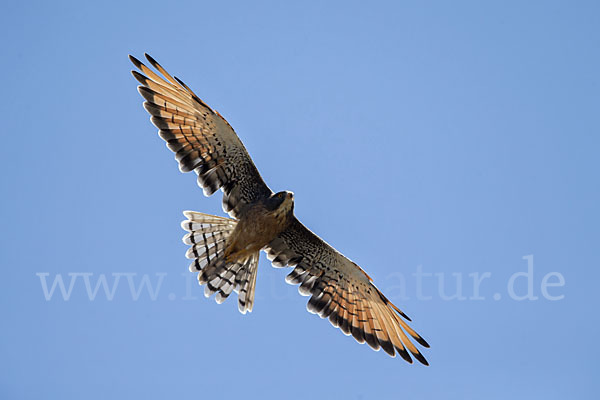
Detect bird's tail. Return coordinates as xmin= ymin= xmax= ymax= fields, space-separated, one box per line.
xmin=181 ymin=211 xmax=260 ymax=314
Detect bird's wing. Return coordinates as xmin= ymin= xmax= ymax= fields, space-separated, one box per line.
xmin=130 ymin=54 xmax=272 ymax=218
xmin=265 ymin=217 xmax=430 ymax=364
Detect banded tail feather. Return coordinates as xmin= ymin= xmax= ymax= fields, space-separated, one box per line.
xmin=181 ymin=211 xmax=260 ymax=313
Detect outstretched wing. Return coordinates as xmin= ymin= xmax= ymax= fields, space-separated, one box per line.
xmin=265 ymin=218 xmax=430 ymax=364
xmin=130 ymin=54 xmax=272 ymax=217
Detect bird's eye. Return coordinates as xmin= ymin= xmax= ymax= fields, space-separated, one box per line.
xmin=277 ymin=193 xmax=283 ymax=199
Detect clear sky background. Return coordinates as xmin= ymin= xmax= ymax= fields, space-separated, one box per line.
xmin=1 ymin=1 xmax=598 ymax=399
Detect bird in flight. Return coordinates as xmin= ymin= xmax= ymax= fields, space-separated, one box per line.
xmin=130 ymin=54 xmax=430 ymax=364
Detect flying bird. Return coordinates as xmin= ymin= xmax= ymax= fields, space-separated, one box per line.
xmin=130 ymin=54 xmax=430 ymax=364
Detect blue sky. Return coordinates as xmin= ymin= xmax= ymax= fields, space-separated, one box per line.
xmin=1 ymin=0 xmax=598 ymax=398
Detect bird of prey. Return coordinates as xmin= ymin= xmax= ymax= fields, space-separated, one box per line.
xmin=130 ymin=53 xmax=430 ymax=364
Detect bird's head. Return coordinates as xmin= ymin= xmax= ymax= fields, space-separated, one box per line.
xmin=264 ymin=190 xmax=295 ymax=219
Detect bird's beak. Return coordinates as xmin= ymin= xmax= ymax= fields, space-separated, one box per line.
xmin=287 ymin=191 xmax=294 ymax=200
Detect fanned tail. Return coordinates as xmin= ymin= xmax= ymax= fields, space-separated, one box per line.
xmin=181 ymin=211 xmax=260 ymax=313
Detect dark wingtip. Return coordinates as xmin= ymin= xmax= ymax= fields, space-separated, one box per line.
xmin=396 ymin=346 xmax=413 ymax=364
xmin=413 ymin=351 xmax=429 ymax=366
xmin=129 ymin=54 xmax=144 ymax=69
xmin=379 ymin=339 xmax=396 ymax=357
xmin=174 ymin=76 xmax=186 ymax=87
xmin=137 ymin=86 xmax=156 ymax=102
xmin=131 ymin=70 xmax=148 ymax=85
xmin=145 ymin=53 xmax=159 ymax=67
xmin=351 ymin=326 xmax=365 ymax=344
xmin=364 ymin=332 xmax=380 ymax=351
xmin=416 ymin=336 xmax=430 ymax=348
xmin=137 ymin=85 xmax=151 ymax=95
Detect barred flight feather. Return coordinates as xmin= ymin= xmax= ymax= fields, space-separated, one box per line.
xmin=265 ymin=218 xmax=430 ymax=365
xmin=130 ymin=54 xmax=272 ymax=218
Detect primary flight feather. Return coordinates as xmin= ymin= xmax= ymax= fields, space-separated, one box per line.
xmin=130 ymin=53 xmax=430 ymax=364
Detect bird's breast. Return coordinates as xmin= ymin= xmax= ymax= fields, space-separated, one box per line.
xmin=227 ymin=204 xmax=290 ymax=254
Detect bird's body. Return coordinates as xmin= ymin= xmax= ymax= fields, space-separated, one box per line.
xmin=130 ymin=53 xmax=430 ymax=364
xmin=225 ymin=191 xmax=294 ymax=260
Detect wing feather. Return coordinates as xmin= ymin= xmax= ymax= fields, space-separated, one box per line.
xmin=130 ymin=54 xmax=272 ymax=217
xmin=361 ymin=297 xmax=381 ymax=351
xmin=265 ymin=217 xmax=430 ymax=364
xmin=349 ymin=292 xmax=366 ymax=344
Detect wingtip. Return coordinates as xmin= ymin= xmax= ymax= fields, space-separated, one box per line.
xmin=131 ymin=70 xmax=148 ymax=85
xmin=174 ymin=76 xmax=185 ymax=86
xmin=129 ymin=54 xmax=143 ymax=68
xmin=421 ymin=339 xmax=431 ymax=349
xmin=145 ymin=52 xmax=159 ymax=66
xmin=416 ymin=335 xmax=430 ymax=348
xmin=413 ymin=351 xmax=429 ymax=366
xmin=136 ymin=85 xmax=148 ymax=98
xmin=174 ymin=75 xmax=191 ymax=92
xmin=379 ymin=339 xmax=396 ymax=357
xmin=397 ymin=347 xmax=413 ymax=364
